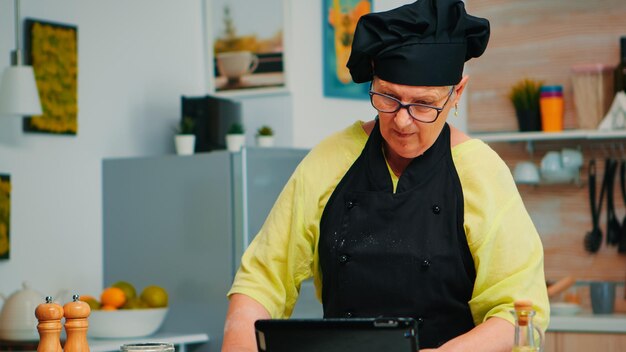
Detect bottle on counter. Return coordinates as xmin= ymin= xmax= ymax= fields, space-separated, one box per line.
xmin=511 ymin=300 xmax=544 ymax=352
xmin=63 ymin=294 xmax=91 ymax=352
xmin=35 ymin=296 xmax=64 ymax=352
xmin=615 ymin=36 xmax=626 ymax=94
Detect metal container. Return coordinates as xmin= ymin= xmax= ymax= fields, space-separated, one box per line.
xmin=120 ymin=343 xmax=174 ymax=352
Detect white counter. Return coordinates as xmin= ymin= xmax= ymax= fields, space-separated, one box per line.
xmin=89 ymin=332 xmax=209 ymax=352
xmin=549 ymin=313 xmax=626 ymax=333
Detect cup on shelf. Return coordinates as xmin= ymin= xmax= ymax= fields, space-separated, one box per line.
xmin=540 ymin=151 xmax=576 ymax=183
xmin=540 ymin=85 xmax=564 ymax=132
xmin=561 ymin=148 xmax=584 ymax=169
xmin=540 ymin=151 xmax=564 ymax=172
xmin=513 ymin=161 xmax=540 ymax=185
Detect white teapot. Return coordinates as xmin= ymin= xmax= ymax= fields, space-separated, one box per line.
xmin=0 ymin=282 xmax=64 ymax=341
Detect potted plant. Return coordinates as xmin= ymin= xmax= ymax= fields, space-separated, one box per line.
xmin=226 ymin=122 xmax=245 ymax=152
xmin=509 ymin=78 xmax=543 ymax=132
xmin=174 ymin=117 xmax=196 ymax=155
xmin=255 ymin=125 xmax=274 ymax=147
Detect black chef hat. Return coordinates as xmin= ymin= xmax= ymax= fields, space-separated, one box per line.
xmin=347 ymin=0 xmax=490 ymax=86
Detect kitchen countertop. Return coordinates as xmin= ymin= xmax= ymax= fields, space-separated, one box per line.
xmin=89 ymin=332 xmax=209 ymax=352
xmin=549 ymin=313 xmax=626 ymax=333
xmin=0 ymin=332 xmax=209 ymax=352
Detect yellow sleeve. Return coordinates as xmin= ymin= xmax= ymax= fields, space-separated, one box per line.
xmin=453 ymin=140 xmax=550 ymax=332
xmin=227 ymin=121 xmax=368 ymax=318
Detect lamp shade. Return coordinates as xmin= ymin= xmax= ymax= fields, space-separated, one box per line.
xmin=0 ymin=65 xmax=42 ymax=116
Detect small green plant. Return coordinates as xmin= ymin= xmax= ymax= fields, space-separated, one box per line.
xmin=256 ymin=125 xmax=274 ymax=136
xmin=509 ymin=78 xmax=543 ymax=112
xmin=176 ymin=117 xmax=195 ymax=134
xmin=227 ymin=122 xmax=245 ymax=134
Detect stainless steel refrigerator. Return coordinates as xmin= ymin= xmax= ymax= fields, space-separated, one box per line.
xmin=103 ymin=147 xmax=322 ymax=352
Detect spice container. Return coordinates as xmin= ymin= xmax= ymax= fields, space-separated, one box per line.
xmin=121 ymin=343 xmax=174 ymax=352
xmin=540 ymin=85 xmax=564 ymax=132
xmin=571 ymin=64 xmax=615 ymax=129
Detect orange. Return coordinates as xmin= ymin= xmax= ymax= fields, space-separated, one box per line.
xmin=101 ymin=305 xmax=117 ymax=311
xmin=101 ymin=287 xmax=126 ymax=308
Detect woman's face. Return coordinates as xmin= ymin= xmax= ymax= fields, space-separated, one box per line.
xmin=371 ymin=77 xmax=458 ymax=159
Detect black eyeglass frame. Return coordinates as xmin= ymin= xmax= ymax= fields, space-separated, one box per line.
xmin=368 ymin=84 xmax=455 ymax=123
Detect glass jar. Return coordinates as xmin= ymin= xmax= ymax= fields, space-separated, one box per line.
xmin=571 ymin=64 xmax=615 ymax=129
xmin=511 ymin=300 xmax=544 ymax=352
xmin=120 ymin=343 xmax=175 ymax=352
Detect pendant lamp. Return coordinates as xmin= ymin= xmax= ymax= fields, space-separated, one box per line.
xmin=0 ymin=0 xmax=42 ymax=116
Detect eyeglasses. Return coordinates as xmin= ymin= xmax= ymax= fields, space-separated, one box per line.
xmin=368 ymin=85 xmax=455 ymax=123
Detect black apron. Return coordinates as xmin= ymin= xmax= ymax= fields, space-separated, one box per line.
xmin=319 ymin=121 xmax=476 ymax=348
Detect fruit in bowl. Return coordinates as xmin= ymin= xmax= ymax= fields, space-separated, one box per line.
xmin=82 ymin=282 xmax=169 ymax=338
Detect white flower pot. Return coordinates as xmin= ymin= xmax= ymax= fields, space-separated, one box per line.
xmin=256 ymin=135 xmax=274 ymax=147
xmin=226 ymin=134 xmax=245 ymax=152
xmin=175 ymin=134 xmax=195 ymax=155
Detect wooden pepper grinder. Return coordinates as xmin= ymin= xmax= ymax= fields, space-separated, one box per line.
xmin=63 ymin=294 xmax=91 ymax=352
xmin=35 ymin=296 xmax=64 ymax=352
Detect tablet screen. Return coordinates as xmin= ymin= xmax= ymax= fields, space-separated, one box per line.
xmin=255 ymin=317 xmax=418 ymax=352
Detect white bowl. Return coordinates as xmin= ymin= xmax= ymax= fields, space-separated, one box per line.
xmin=551 ymin=302 xmax=581 ymax=316
xmin=88 ymin=308 xmax=168 ymax=339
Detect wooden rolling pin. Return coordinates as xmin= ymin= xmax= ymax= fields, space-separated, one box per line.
xmin=547 ymin=276 xmax=576 ymax=298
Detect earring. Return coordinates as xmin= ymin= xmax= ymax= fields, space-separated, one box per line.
xmin=454 ymin=103 xmax=459 ymax=117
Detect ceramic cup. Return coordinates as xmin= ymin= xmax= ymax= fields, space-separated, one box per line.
xmin=590 ymin=281 xmax=616 ymax=315
xmin=216 ymin=51 xmax=259 ymax=80
xmin=513 ymin=161 xmax=541 ymax=184
xmin=561 ymin=148 xmax=584 ymax=169
xmin=540 ymin=151 xmax=564 ymax=173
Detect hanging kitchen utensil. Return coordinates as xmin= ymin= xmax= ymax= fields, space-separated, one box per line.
xmin=606 ymin=158 xmax=621 ymax=246
xmin=618 ymin=160 xmax=626 ymax=253
xmin=584 ymin=159 xmax=604 ymax=253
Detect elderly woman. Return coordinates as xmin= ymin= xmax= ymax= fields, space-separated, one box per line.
xmin=222 ymin=0 xmax=549 ymax=351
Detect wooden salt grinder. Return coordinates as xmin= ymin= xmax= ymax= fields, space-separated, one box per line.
xmin=35 ymin=296 xmax=64 ymax=352
xmin=63 ymin=294 xmax=91 ymax=352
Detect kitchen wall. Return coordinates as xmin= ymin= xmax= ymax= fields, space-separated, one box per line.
xmin=0 ymin=1 xmax=206 ymax=298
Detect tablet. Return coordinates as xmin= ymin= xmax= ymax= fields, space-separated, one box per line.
xmin=254 ymin=317 xmax=418 ymax=352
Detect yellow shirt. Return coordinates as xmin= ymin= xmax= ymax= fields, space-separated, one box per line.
xmin=228 ymin=121 xmax=550 ymax=332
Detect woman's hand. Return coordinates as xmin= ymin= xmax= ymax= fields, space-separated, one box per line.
xmin=420 ymin=317 xmax=514 ymax=352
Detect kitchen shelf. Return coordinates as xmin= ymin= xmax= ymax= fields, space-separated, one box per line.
xmin=472 ymin=130 xmax=626 ymax=143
